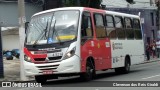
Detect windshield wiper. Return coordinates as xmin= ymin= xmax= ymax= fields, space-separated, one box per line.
xmin=33 ymin=20 xmax=49 ymax=46
xmin=49 ymin=20 xmax=62 ymax=45
xmin=54 ymin=25 xmax=62 ymax=45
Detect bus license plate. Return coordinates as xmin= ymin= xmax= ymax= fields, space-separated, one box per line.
xmin=43 ymin=70 xmax=53 ymax=75
xmin=52 ymin=52 xmax=63 ymax=57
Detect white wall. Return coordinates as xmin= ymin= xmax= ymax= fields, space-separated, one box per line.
xmin=0 ymin=2 xmax=43 ymax=50
xmin=2 ymin=35 xmax=20 ymax=51
xmin=0 ymin=2 xmax=42 ymax=27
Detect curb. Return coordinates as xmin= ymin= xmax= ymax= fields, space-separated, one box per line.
xmin=0 ymin=78 xmax=35 ymax=82
xmin=139 ymin=59 xmax=160 ymax=65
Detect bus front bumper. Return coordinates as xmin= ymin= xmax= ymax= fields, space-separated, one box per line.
xmin=24 ymin=55 xmax=81 ymax=77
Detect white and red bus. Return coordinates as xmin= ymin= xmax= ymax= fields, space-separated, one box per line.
xmin=24 ymin=7 xmax=145 ymax=83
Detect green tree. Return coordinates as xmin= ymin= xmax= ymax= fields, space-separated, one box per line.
xmin=80 ymin=0 xmax=102 ymax=9
xmin=63 ymin=0 xmax=102 ymax=9
xmin=126 ymin=0 xmax=135 ymax=4
xmin=64 ymin=0 xmax=75 ymax=6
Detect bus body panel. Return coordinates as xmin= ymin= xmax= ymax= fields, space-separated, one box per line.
xmin=81 ymin=8 xmax=112 ymax=72
xmin=24 ymin=7 xmax=145 ymax=78
xmin=111 ymin=40 xmax=145 ymax=68
xmin=93 ymin=38 xmax=112 ymax=70
xmin=80 ymin=39 xmax=112 ymax=71
xmin=24 ymin=41 xmax=81 ymax=76
xmin=24 ymin=55 xmax=81 ymax=76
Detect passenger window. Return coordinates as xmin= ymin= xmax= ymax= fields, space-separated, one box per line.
xmin=81 ymin=12 xmax=93 ymax=38
xmin=125 ymin=18 xmax=132 ymax=28
xmin=106 ymin=15 xmax=116 ymax=39
xmin=115 ymin=16 xmax=123 ymax=28
xmin=133 ymin=19 xmax=142 ymax=39
xmin=94 ymin=14 xmax=107 ymax=38
xmin=115 ymin=16 xmax=125 ymax=39
xmin=106 ymin=15 xmax=114 ymax=27
xmin=125 ymin=17 xmax=134 ymax=39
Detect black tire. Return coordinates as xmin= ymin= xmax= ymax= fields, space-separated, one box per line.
xmin=15 ymin=54 xmax=20 ymax=59
xmin=115 ymin=58 xmax=130 ymax=74
xmin=35 ymin=75 xmax=47 ymax=84
xmin=122 ymin=59 xmax=130 ymax=73
xmin=80 ymin=61 xmax=95 ymax=81
xmin=6 ymin=56 xmax=13 ymax=60
xmin=115 ymin=67 xmax=122 ymax=74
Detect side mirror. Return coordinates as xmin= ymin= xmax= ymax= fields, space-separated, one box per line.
xmin=25 ymin=22 xmax=29 ymax=34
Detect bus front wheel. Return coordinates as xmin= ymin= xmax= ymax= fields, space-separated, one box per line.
xmin=80 ymin=61 xmax=94 ymax=81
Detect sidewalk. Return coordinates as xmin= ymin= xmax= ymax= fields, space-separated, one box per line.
xmin=0 ymin=58 xmax=20 ymax=81
xmin=0 ymin=57 xmax=160 ymax=81
xmin=142 ymin=57 xmax=160 ymax=64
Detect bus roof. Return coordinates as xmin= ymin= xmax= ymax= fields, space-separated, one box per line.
xmin=32 ymin=7 xmax=139 ymax=19
xmin=105 ymin=11 xmax=140 ymax=19
xmin=33 ymin=7 xmax=84 ymax=17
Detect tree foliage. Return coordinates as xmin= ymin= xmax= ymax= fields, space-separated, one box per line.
xmin=63 ymin=0 xmax=102 ymax=9
xmin=80 ymin=0 xmax=102 ymax=9
xmin=64 ymin=0 xmax=75 ymax=6
xmin=126 ymin=0 xmax=134 ymax=4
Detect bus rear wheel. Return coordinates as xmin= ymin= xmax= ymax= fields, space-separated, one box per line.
xmin=80 ymin=61 xmax=95 ymax=81
xmin=35 ymin=75 xmax=47 ymax=84
xmin=122 ymin=59 xmax=130 ymax=73
xmin=115 ymin=58 xmax=130 ymax=74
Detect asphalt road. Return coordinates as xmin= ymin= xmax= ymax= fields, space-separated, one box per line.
xmin=43 ymin=61 xmax=160 ymax=90
xmin=42 ymin=60 xmax=160 ymax=86
xmin=1 ymin=60 xmax=160 ymax=90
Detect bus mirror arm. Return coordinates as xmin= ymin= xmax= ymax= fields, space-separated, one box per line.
xmin=82 ymin=16 xmax=88 ymax=29
xmin=25 ymin=22 xmax=29 ymax=34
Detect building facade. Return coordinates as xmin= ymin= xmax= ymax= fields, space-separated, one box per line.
xmin=155 ymin=0 xmax=160 ymax=39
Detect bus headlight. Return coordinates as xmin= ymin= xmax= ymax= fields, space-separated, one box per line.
xmin=24 ymin=55 xmax=31 ymax=62
xmin=63 ymin=47 xmax=76 ymax=60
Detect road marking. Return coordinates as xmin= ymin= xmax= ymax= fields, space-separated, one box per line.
xmin=142 ymin=74 xmax=160 ymax=80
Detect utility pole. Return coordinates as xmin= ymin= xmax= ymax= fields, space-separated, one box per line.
xmin=0 ymin=22 xmax=4 ymax=78
xmin=156 ymin=0 xmax=160 ymax=40
xmin=158 ymin=1 xmax=160 ymax=32
xmin=18 ymin=0 xmax=28 ymax=81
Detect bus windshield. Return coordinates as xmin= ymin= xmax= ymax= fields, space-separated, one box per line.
xmin=26 ymin=10 xmax=80 ymax=45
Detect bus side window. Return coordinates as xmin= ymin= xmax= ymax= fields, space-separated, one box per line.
xmin=133 ymin=19 xmax=142 ymax=39
xmin=94 ymin=13 xmax=107 ymax=38
xmin=115 ymin=16 xmax=125 ymax=39
xmin=105 ymin=15 xmax=116 ymax=39
xmin=125 ymin=17 xmax=134 ymax=39
xmin=81 ymin=12 xmax=93 ymax=39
